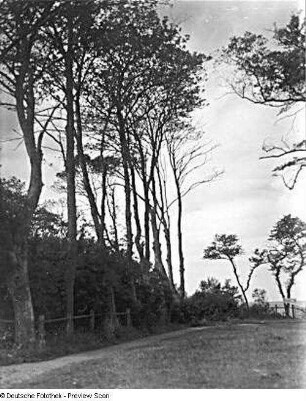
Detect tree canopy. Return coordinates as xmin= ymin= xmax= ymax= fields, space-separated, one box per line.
xmin=222 ymin=14 xmax=305 ymax=109
xmin=222 ymin=14 xmax=306 ymax=189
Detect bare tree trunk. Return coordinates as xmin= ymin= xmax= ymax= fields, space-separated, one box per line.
xmin=103 ymin=285 xmax=120 ymax=339
xmin=108 ymin=187 xmax=120 ymax=252
xmin=100 ymin=162 xmax=107 ymax=247
xmin=7 ymin=246 xmax=36 ymax=346
xmin=75 ymin=98 xmax=102 ymax=242
xmin=143 ymin=182 xmax=151 ymax=262
xmin=116 ymin=108 xmax=133 ymax=260
xmin=272 ymin=269 xmax=289 ymax=316
xmin=132 ymin=126 xmax=150 ymax=262
xmin=156 ymin=164 xmax=175 ymax=291
xmin=116 ymin=107 xmax=136 ymax=301
xmin=12 ymin=67 xmax=43 ymax=347
xmin=150 ymin=176 xmax=167 ymax=278
xmin=285 ymin=288 xmax=292 ymax=318
xmin=163 ymin=224 xmax=175 ymax=291
xmin=150 ymin=208 xmax=166 ymax=277
xmin=130 ymin=165 xmax=144 ymax=262
xmin=229 ymin=258 xmax=249 ymax=311
xmin=0 ymin=2 xmax=56 ymax=347
xmin=285 ymin=258 xmax=303 ymax=317
xmin=65 ymin=11 xmax=77 ymax=337
xmin=7 ymin=152 xmax=42 ymax=347
xmin=174 ymin=177 xmax=185 ymax=299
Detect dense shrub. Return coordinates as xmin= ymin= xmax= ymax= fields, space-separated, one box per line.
xmin=132 ymin=272 xmax=174 ymax=330
xmin=29 ymin=237 xmax=137 ymax=319
xmin=172 ymin=278 xmax=240 ymax=324
xmin=247 ymin=303 xmax=272 ymax=318
xmin=28 ymin=234 xmax=174 ymax=332
xmin=247 ymin=288 xmax=273 ymax=318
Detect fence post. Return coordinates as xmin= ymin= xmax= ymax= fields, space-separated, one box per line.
xmin=292 ymin=305 xmax=295 ymax=319
xmin=275 ymin=305 xmax=278 ymax=316
xmin=38 ymin=314 xmax=46 ymax=349
xmin=66 ymin=312 xmax=73 ymax=337
xmin=90 ymin=309 xmax=95 ymax=331
xmin=126 ymin=308 xmax=132 ymax=327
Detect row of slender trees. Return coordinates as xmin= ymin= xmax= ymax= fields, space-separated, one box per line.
xmin=0 ymin=0 xmax=219 ymax=347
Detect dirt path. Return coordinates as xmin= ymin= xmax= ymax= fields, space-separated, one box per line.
xmin=1 ymin=321 xmax=304 ymax=389
xmin=0 ymin=326 xmax=209 ymax=388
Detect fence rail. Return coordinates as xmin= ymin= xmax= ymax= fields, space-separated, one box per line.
xmin=1 ymin=304 xmax=305 ymax=343
xmin=270 ymin=304 xmax=306 ymax=319
xmin=0 ymin=308 xmax=132 ymax=345
xmin=0 ymin=309 xmax=131 ymax=325
xmin=0 ymin=319 xmax=14 ymax=324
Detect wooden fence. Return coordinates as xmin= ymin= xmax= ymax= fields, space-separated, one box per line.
xmin=0 ymin=308 xmax=132 ymax=345
xmin=270 ymin=304 xmax=306 ymax=319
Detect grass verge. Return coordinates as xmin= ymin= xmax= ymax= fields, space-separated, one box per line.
xmin=0 ymin=323 xmax=187 ymax=366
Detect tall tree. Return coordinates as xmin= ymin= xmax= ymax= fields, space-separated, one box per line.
xmin=64 ymin=3 xmax=78 ymax=336
xmin=203 ymin=234 xmax=261 ymax=311
xmin=155 ymin=161 xmax=176 ymax=291
xmin=40 ymin=0 xmax=101 ymax=335
xmin=0 ymin=0 xmax=59 ymax=346
xmin=167 ymin=127 xmax=220 ymax=298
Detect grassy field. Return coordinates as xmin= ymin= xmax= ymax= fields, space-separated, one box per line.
xmin=8 ymin=320 xmax=306 ymax=389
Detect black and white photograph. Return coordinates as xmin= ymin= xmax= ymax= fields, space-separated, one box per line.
xmin=0 ymin=0 xmax=305 ymax=391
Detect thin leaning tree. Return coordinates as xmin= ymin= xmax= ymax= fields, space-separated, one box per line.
xmin=167 ymin=127 xmax=221 ymax=299
xmin=203 ymin=234 xmax=260 ymax=311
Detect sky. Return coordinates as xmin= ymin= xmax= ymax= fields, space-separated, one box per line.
xmin=0 ymin=0 xmax=305 ymax=302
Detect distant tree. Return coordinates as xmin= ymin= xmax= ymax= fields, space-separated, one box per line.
xmin=203 ymin=234 xmax=261 ymax=311
xmin=250 ymin=215 xmax=306 ymax=316
xmin=252 ymin=288 xmax=268 ymax=305
xmin=222 ymin=14 xmax=306 ymax=189
xmin=249 ymin=288 xmax=270 ymax=317
xmin=199 ymin=277 xmax=240 ymax=299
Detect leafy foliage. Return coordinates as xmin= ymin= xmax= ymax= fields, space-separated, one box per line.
xmin=133 ymin=272 xmax=174 ymax=330
xmin=247 ymin=288 xmax=272 ymax=318
xmin=203 ymin=234 xmax=243 ymax=260
xmin=250 ymin=214 xmax=306 ymax=303
xmin=222 ymin=14 xmax=305 ymax=109
xmin=0 ymin=177 xmax=27 ymax=260
xmin=252 ymin=288 xmax=268 ymax=305
xmin=0 ymin=177 xmax=175 ymax=332
xmin=177 ymin=278 xmax=240 ymax=324
xmin=222 ymin=14 xmax=306 ymax=189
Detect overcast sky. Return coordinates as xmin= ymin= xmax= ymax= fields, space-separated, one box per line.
xmin=1 ymin=0 xmax=305 ymax=302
